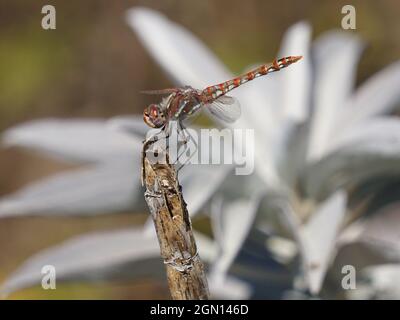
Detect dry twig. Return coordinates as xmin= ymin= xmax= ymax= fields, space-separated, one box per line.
xmin=142 ymin=146 xmax=209 ymax=300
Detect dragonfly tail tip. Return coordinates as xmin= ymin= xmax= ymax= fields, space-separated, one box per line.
xmin=292 ymin=55 xmax=303 ymax=63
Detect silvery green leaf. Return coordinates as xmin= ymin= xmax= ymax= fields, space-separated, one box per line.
xmin=334 ymin=210 xmax=400 ymax=298
xmin=278 ymin=21 xmax=312 ymax=123
xmin=328 ymin=117 xmax=400 ymax=153
xmin=1 ymin=228 xmax=160 ymax=296
xmin=334 ymin=203 xmax=400 ymax=275
xmin=2 ymin=119 xmax=142 ymax=163
xmin=307 ymin=32 xmax=364 ymax=160
xmin=359 ymin=203 xmax=400 ymax=250
xmin=278 ymin=121 xmax=309 ymax=187
xmin=299 ymin=191 xmax=346 ymax=294
xmin=208 ymin=273 xmax=252 ymax=300
xmin=209 ymin=175 xmax=264 ymax=279
xmin=180 ymin=164 xmax=232 ymax=215
xmin=107 ymin=115 xmax=149 ymax=137
xmin=340 ymin=202 xmax=400 ymax=264
xmin=271 ymin=23 xmax=311 ymax=186
xmin=192 ymin=230 xmax=218 ymax=263
xmin=342 ymin=61 xmax=400 ymax=126
xmin=0 ymin=160 xmax=143 ymax=217
xmin=210 ymin=194 xmax=261 ymax=277
xmin=357 ymin=265 xmax=400 ymax=299
xmin=303 ymin=121 xmax=400 ymax=199
xmin=1 ymin=227 xmax=218 ymax=297
xmin=265 ymin=236 xmax=297 ymax=264
xmin=126 ymin=7 xmax=231 ymax=88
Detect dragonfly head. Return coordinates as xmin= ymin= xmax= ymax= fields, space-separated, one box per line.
xmin=143 ymin=104 xmax=166 ymax=128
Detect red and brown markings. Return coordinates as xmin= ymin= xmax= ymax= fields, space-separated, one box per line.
xmin=201 ymin=56 xmax=302 ymax=101
xmin=206 ymin=86 xmax=215 ymax=95
xmin=233 ymin=78 xmax=241 ymax=87
xmin=259 ymin=65 xmax=268 ymax=75
xmin=280 ymin=55 xmax=302 ymax=66
xmin=246 ymin=71 xmax=255 ymax=81
xmin=203 ymin=85 xmax=219 ymax=101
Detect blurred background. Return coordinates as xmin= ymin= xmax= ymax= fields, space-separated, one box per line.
xmin=0 ymin=0 xmax=399 ymax=299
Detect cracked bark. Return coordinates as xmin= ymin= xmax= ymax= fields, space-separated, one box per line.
xmin=142 ymin=149 xmax=209 ymax=300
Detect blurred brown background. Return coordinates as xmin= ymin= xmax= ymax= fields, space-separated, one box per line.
xmin=0 ymin=0 xmax=399 ymax=299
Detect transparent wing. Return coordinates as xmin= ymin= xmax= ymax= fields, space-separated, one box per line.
xmin=140 ymin=88 xmax=178 ymax=95
xmin=206 ymin=96 xmax=241 ymax=123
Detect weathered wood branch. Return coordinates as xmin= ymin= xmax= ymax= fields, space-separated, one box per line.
xmin=142 ymin=147 xmax=209 ymax=300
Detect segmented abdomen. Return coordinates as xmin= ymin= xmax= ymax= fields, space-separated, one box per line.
xmin=202 ymin=56 xmax=302 ymax=102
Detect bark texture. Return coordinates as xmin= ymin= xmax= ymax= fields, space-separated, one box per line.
xmin=143 ymin=151 xmax=209 ymax=300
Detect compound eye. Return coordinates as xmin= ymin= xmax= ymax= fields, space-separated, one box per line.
xmin=149 ymin=104 xmax=159 ymax=117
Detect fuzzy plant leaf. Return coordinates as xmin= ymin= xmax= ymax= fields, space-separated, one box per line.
xmin=298 ymin=191 xmax=347 ymax=294
xmin=0 ymin=160 xmax=143 ymax=217
xmin=1 ymin=227 xmax=250 ymax=299
xmin=2 ymin=118 xmax=143 ymax=163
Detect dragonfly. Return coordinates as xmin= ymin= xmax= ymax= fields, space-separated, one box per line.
xmin=141 ymin=55 xmax=302 ymax=183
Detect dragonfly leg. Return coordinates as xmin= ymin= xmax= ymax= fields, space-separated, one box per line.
xmin=176 ymin=123 xmax=198 ymax=173
xmin=173 ymin=124 xmax=189 ymax=164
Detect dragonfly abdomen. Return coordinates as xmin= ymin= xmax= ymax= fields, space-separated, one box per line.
xmin=202 ymin=56 xmax=302 ymax=101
